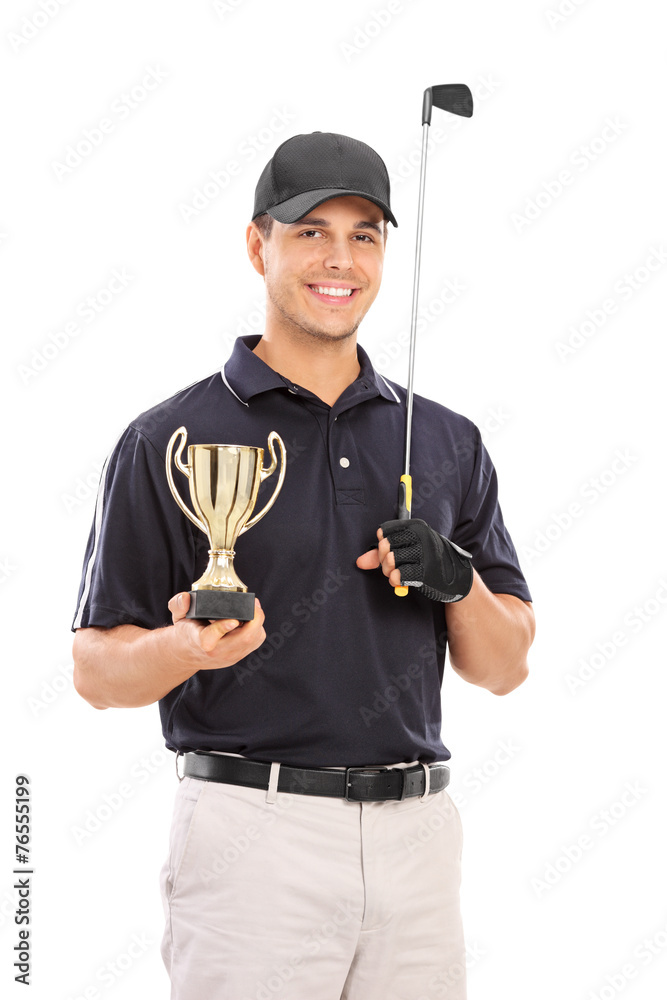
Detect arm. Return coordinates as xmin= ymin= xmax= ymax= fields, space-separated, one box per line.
xmin=444 ymin=570 xmax=535 ymax=694
xmin=356 ymin=532 xmax=535 ymax=696
xmin=73 ymin=593 xmax=266 ymax=710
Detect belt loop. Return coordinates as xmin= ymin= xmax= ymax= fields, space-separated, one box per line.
xmin=265 ymin=761 xmax=281 ymax=804
xmin=175 ymin=750 xmax=184 ymax=783
xmin=420 ymin=762 xmax=430 ymax=800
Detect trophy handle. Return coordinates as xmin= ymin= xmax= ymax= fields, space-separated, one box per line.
xmin=241 ymin=431 xmax=287 ymax=533
xmin=166 ymin=426 xmax=207 ymax=535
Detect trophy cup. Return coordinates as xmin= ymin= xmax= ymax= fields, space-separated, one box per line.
xmin=166 ymin=426 xmax=286 ymax=621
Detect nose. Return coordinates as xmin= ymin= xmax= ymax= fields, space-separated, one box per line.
xmin=322 ymin=234 xmax=354 ymax=271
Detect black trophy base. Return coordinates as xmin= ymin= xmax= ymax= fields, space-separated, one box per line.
xmin=186 ymin=589 xmax=256 ymax=622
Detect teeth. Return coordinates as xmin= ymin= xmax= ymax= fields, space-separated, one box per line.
xmin=311 ymin=285 xmax=353 ymax=297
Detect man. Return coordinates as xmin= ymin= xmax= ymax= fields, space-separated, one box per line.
xmin=72 ymin=130 xmax=534 ymax=1000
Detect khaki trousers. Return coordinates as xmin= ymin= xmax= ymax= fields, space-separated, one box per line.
xmin=159 ymin=753 xmax=466 ymax=1000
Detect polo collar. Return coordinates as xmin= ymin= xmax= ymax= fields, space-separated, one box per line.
xmin=222 ymin=334 xmax=401 ymax=406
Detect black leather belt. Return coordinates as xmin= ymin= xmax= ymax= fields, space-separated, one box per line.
xmin=181 ymin=751 xmax=449 ymax=802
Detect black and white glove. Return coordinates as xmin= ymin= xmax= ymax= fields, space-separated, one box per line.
xmin=379 ymin=518 xmax=474 ymax=603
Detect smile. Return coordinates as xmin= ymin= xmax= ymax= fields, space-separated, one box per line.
xmin=306 ymin=284 xmax=360 ymax=303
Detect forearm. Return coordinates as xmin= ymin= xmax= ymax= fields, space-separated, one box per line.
xmin=445 ymin=570 xmax=535 ymax=695
xmin=72 ymin=624 xmax=195 ymax=710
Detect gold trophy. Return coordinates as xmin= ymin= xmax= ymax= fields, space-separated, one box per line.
xmin=166 ymin=426 xmax=286 ymax=621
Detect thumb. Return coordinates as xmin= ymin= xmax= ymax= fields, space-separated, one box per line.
xmin=168 ymin=592 xmax=190 ymax=623
xmin=356 ymin=548 xmax=380 ymax=570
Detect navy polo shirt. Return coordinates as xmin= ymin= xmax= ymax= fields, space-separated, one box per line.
xmin=72 ymin=334 xmax=531 ymax=767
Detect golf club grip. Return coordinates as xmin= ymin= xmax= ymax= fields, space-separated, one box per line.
xmin=394 ymin=475 xmax=412 ymax=597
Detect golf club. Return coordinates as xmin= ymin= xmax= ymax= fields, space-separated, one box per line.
xmin=394 ymin=83 xmax=474 ymax=597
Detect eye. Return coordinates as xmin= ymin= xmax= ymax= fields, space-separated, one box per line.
xmin=299 ymin=229 xmax=323 ymax=238
xmin=353 ymin=233 xmax=374 ymax=242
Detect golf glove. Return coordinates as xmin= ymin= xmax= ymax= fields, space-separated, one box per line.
xmin=379 ymin=518 xmax=474 ymax=603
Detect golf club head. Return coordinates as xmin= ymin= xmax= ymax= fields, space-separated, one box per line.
xmin=422 ymin=84 xmax=473 ymax=125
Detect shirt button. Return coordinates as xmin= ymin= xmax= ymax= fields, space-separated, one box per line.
xmin=339 ymin=457 xmax=350 ymax=468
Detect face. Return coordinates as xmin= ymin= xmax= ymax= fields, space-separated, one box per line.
xmin=248 ymin=194 xmax=386 ymax=345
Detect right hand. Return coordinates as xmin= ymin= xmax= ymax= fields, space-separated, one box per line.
xmin=167 ymin=592 xmax=266 ymax=669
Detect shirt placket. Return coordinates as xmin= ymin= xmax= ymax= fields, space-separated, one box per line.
xmin=328 ymin=409 xmax=365 ymax=507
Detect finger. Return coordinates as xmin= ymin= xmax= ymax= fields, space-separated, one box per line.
xmin=198 ymin=616 xmax=242 ymax=652
xmin=168 ymin=592 xmax=190 ymax=624
xmin=379 ymin=548 xmax=396 ymax=578
xmin=376 ymin=527 xmax=384 ymax=541
xmin=206 ymin=600 xmax=266 ymax=654
xmin=377 ymin=537 xmax=391 ymax=560
xmin=388 ymin=567 xmax=402 ymax=588
xmin=202 ymin=598 xmax=266 ymax=651
xmin=356 ymin=549 xmax=380 ymax=570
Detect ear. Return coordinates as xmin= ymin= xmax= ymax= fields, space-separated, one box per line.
xmin=246 ymin=223 xmax=266 ymax=277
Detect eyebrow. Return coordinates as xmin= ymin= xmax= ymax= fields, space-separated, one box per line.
xmin=287 ymin=216 xmax=384 ymax=237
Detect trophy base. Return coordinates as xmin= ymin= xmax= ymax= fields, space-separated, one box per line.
xmin=186 ymin=589 xmax=256 ymax=623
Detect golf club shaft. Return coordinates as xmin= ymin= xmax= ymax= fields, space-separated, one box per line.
xmin=403 ymin=120 xmax=430 ymax=492
xmin=394 ymin=121 xmax=429 ymax=596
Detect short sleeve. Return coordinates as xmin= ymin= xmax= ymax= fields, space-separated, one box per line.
xmin=71 ymin=424 xmax=198 ymax=631
xmin=452 ymin=424 xmax=532 ymax=602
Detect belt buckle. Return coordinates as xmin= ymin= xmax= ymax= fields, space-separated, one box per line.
xmin=344 ymin=766 xmax=391 ymax=801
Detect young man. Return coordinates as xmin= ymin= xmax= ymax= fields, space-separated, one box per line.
xmin=72 ymin=131 xmax=534 ymax=1000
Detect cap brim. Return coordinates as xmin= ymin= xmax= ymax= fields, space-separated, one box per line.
xmin=267 ymin=188 xmax=398 ymax=228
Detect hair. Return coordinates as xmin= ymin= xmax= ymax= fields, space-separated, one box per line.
xmin=252 ymin=212 xmax=274 ymax=240
xmin=250 ymin=211 xmax=388 ymax=243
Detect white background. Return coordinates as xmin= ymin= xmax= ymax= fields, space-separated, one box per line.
xmin=2 ymin=1 xmax=666 ymax=998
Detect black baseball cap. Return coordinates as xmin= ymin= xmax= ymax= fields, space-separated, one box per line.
xmin=252 ymin=131 xmax=398 ymax=228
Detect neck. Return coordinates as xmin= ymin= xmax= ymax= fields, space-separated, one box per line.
xmin=252 ymin=328 xmax=361 ymax=408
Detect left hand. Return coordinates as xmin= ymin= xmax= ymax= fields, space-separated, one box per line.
xmin=356 ymin=518 xmax=474 ymax=603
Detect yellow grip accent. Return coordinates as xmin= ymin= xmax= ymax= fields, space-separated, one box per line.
xmin=400 ymin=473 xmax=412 ymax=512
xmin=394 ymin=474 xmax=413 ymax=596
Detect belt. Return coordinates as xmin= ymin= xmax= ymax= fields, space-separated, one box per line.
xmin=181 ymin=751 xmax=450 ymax=802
